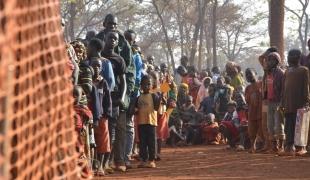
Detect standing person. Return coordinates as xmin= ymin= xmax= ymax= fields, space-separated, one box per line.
xmin=133 ymin=75 xmax=160 ymax=168
xmin=89 ymin=59 xmax=112 ymax=176
xmin=258 ymin=47 xmax=278 ymax=152
xmin=280 ymin=49 xmax=310 ymax=156
xmin=265 ymin=52 xmax=285 ymax=153
xmin=96 ymin=13 xmax=136 ymax=104
xmin=102 ymin=31 xmax=127 ymax=172
xmin=245 ymin=68 xmax=263 ymax=153
xmin=124 ymin=30 xmax=141 ymax=168
xmin=83 ymin=30 xmax=97 ymax=47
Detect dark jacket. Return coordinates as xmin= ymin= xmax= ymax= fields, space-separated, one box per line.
xmin=262 ymin=67 xmax=285 ymax=103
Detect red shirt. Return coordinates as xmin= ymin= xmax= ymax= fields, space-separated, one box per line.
xmin=267 ymin=74 xmax=275 ymax=101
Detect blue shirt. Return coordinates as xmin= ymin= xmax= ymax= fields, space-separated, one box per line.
xmin=101 ymin=60 xmax=115 ymax=91
xmin=133 ymin=52 xmax=143 ymax=86
xmin=200 ymin=96 xmax=215 ymax=115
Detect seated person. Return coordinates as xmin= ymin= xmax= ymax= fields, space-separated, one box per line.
xmin=180 ymin=95 xmax=196 ymax=123
xmin=167 ymin=116 xmax=186 ymax=147
xmin=181 ymin=96 xmax=203 ymax=145
xmin=219 ymin=101 xmax=240 ymax=149
xmin=201 ymin=113 xmax=221 ymax=145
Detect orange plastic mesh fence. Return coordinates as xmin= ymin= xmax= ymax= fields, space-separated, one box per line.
xmin=0 ymin=0 xmax=79 ymax=179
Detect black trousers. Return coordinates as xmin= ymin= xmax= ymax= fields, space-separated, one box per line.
xmin=285 ymin=113 xmax=297 ymax=147
xmin=138 ymin=124 xmax=156 ymax=162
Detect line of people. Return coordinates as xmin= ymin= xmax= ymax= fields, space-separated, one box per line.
xmin=63 ymin=13 xmax=310 ymax=179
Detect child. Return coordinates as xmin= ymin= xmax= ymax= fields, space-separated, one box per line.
xmin=73 ymin=85 xmax=93 ymax=178
xmin=86 ymin=39 xmax=112 ymax=176
xmin=220 ymin=101 xmax=240 ymax=149
xmin=134 ymin=75 xmax=160 ymax=168
xmin=245 ymin=68 xmax=263 ymax=153
xmin=181 ymin=96 xmax=200 ymax=145
xmin=201 ymin=113 xmax=220 ymax=145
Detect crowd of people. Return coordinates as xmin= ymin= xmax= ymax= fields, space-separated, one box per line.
xmin=63 ymin=13 xmax=310 ymax=178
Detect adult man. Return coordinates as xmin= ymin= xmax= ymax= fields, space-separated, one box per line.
xmin=102 ymin=31 xmax=127 ymax=172
xmin=281 ymin=49 xmax=310 ymax=156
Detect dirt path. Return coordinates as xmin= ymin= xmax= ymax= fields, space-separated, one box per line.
xmin=98 ymin=145 xmax=310 ymax=180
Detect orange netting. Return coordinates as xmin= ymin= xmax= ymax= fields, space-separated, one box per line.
xmin=0 ymin=0 xmax=79 ymax=179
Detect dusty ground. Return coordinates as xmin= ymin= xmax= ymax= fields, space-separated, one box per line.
xmin=97 ymin=145 xmax=310 ymax=180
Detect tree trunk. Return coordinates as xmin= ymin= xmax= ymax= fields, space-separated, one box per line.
xmin=176 ymin=0 xmax=185 ymax=56
xmin=198 ymin=18 xmax=205 ymax=71
xmin=190 ymin=0 xmax=207 ymax=67
xmin=205 ymin=28 xmax=212 ymax=69
xmin=269 ymin=0 xmax=285 ymax=62
xmin=68 ymin=1 xmax=77 ymax=41
xmin=212 ymin=0 xmax=218 ymax=67
xmin=303 ymin=13 xmax=309 ymax=54
xmin=153 ymin=0 xmax=176 ymax=70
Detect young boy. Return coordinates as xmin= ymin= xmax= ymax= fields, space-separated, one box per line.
xmin=132 ymin=75 xmax=160 ymax=168
xmin=245 ymin=68 xmax=263 ymax=153
xmin=89 ymin=58 xmax=112 ymax=176
xmin=101 ymin=31 xmax=127 ymax=172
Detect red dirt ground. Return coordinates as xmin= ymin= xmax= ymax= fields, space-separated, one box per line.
xmin=97 ymin=145 xmax=310 ymax=180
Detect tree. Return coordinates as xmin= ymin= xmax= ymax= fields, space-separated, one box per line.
xmin=285 ymin=0 xmax=309 ymax=54
xmin=212 ymin=0 xmax=218 ymax=67
xmin=152 ymin=0 xmax=176 ymax=70
xmin=189 ymin=0 xmax=208 ymax=67
xmin=269 ymin=0 xmax=285 ymax=61
xmin=217 ymin=3 xmax=266 ymax=61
